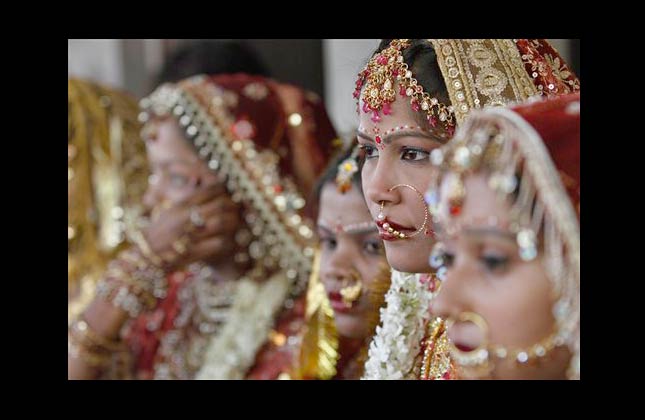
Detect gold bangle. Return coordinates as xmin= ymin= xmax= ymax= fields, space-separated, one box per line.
xmin=68 ymin=317 xmax=125 ymax=368
xmin=68 ymin=338 xmax=113 ymax=368
xmin=120 ymin=277 xmax=158 ymax=310
xmin=106 ymin=275 xmax=159 ymax=314
xmin=70 ymin=316 xmax=125 ymax=353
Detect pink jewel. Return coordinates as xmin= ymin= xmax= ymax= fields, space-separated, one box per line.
xmin=383 ymin=102 xmax=392 ymax=115
xmin=377 ymin=55 xmax=388 ymax=65
xmin=371 ymin=111 xmax=381 ymax=123
xmin=399 ymin=85 xmax=407 ymax=96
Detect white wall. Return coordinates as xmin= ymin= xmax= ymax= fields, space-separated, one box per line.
xmin=548 ymin=39 xmax=571 ymax=64
xmin=323 ymin=39 xmax=380 ymax=140
xmin=68 ymin=39 xmax=165 ymax=96
xmin=68 ymin=39 xmax=125 ymax=88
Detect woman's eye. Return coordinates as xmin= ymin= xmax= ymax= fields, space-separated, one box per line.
xmin=320 ymin=237 xmax=337 ymax=250
xmin=443 ymin=251 xmax=455 ymax=268
xmin=359 ymin=144 xmax=378 ymax=159
xmin=481 ymin=254 xmax=509 ymax=273
xmin=364 ymin=239 xmax=383 ymax=255
xmin=400 ymin=148 xmax=429 ymax=161
xmin=169 ymin=174 xmax=189 ymax=187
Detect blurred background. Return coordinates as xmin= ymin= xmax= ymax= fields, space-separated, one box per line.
xmin=68 ymin=39 xmax=580 ymax=137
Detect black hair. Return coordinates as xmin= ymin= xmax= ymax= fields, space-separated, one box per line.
xmin=153 ymin=40 xmax=270 ymax=88
xmin=311 ymin=145 xmax=363 ymax=218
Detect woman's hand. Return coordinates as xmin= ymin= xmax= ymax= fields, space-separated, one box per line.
xmin=142 ymin=183 xmax=242 ymax=270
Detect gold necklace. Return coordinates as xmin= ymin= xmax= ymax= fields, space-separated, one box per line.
xmin=419 ymin=317 xmax=454 ymax=380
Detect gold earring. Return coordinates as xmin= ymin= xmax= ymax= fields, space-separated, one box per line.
xmin=340 ymin=271 xmax=363 ymax=306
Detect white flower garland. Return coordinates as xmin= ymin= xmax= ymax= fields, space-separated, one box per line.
xmin=195 ymin=271 xmax=291 ymax=380
xmin=362 ymin=270 xmax=433 ymax=379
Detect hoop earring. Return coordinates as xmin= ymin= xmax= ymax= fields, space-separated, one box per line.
xmin=446 ymin=311 xmax=493 ymax=377
xmin=381 ymin=184 xmax=429 ymax=239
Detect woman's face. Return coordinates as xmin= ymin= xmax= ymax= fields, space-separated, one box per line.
xmin=357 ymin=90 xmax=445 ymax=274
xmin=142 ymin=117 xmax=220 ymax=210
xmin=431 ymin=173 xmax=570 ymax=379
xmin=317 ymin=183 xmax=387 ymax=340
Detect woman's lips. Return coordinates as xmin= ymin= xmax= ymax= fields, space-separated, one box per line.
xmin=328 ymin=291 xmax=354 ymax=313
xmin=455 ymin=343 xmax=476 ymax=352
xmin=376 ymin=218 xmax=416 ymax=240
xmin=448 ymin=328 xmax=483 ymax=352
